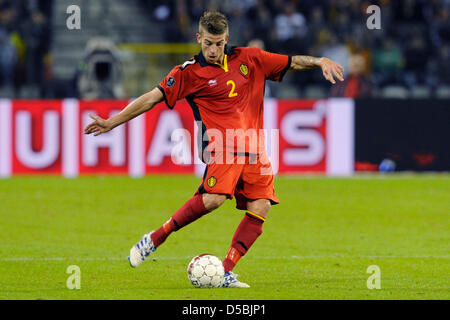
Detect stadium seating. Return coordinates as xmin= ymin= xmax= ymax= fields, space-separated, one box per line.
xmin=409 ymin=85 xmax=431 ymax=99
xmin=380 ymin=85 xmax=409 ymax=99
xmin=303 ymin=85 xmax=328 ymax=99
xmin=51 ymin=0 xmax=162 ymax=81
xmin=278 ymin=84 xmax=301 ymax=99
xmin=436 ymin=85 xmax=450 ymax=99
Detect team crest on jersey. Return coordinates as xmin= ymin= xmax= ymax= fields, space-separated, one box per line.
xmin=166 ymin=76 xmax=176 ymax=87
xmin=207 ymin=176 xmax=217 ymax=188
xmin=239 ymin=64 xmax=249 ymax=77
xmin=208 ymin=79 xmax=217 ymax=87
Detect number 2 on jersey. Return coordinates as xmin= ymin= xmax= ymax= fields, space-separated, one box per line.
xmin=226 ymin=80 xmax=238 ymax=98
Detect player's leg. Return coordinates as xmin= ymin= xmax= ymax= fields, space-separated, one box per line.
xmin=247 ymin=198 xmax=271 ymax=219
xmin=129 ymin=157 xmax=243 ymax=268
xmin=128 ymin=193 xmax=226 ymax=268
xmin=221 ymin=199 xmax=271 ymax=288
xmin=222 ymin=154 xmax=278 ymax=287
xmin=150 ymin=193 xmax=226 ymax=247
xmin=150 ymin=160 xmax=235 ymax=248
xmin=222 ymin=199 xmax=271 ymax=274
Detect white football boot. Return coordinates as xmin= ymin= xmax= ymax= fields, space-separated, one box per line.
xmin=222 ymin=271 xmax=250 ymax=288
xmin=128 ymin=231 xmax=157 ymax=268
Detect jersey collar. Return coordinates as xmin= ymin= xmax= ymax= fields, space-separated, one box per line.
xmin=197 ymin=45 xmax=235 ymax=67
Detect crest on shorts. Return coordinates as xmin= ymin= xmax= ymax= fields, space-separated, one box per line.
xmin=239 ymin=64 xmax=248 ymax=76
xmin=207 ymin=176 xmax=217 ymax=188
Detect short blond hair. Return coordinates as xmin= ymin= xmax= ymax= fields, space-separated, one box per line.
xmin=199 ymin=11 xmax=229 ymax=35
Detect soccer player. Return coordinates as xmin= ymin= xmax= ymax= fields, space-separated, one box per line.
xmin=84 ymin=11 xmax=344 ymax=288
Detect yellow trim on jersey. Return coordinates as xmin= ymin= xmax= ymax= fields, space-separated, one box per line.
xmin=214 ymin=54 xmax=228 ymax=72
xmin=246 ymin=210 xmax=266 ymax=222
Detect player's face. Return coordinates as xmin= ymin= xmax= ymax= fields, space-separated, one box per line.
xmin=196 ymin=30 xmax=229 ymax=64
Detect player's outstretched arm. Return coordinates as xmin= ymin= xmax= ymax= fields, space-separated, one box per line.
xmin=290 ymin=55 xmax=344 ymax=84
xmin=83 ymin=87 xmax=164 ymax=136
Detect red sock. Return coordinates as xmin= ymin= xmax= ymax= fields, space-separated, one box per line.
xmin=223 ymin=247 xmax=242 ymax=273
xmin=223 ymin=212 xmax=265 ymax=272
xmin=151 ymin=194 xmax=209 ymax=247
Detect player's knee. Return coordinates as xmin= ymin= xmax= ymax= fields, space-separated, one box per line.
xmin=248 ymin=199 xmax=271 ymax=217
xmin=202 ymin=193 xmax=227 ymax=211
xmin=259 ymin=200 xmax=271 ymax=216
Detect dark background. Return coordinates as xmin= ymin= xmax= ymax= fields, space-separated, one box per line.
xmin=355 ymin=99 xmax=450 ymax=171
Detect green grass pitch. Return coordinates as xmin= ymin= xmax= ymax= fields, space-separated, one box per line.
xmin=0 ymin=174 xmax=449 ymax=300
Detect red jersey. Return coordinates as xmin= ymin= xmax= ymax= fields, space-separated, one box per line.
xmin=157 ymin=45 xmax=291 ymax=159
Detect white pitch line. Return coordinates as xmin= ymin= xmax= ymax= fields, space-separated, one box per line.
xmin=1 ymin=255 xmax=449 ymax=262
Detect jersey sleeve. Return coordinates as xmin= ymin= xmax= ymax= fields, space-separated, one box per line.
xmin=254 ymin=48 xmax=291 ymax=82
xmin=157 ymin=64 xmax=197 ymax=109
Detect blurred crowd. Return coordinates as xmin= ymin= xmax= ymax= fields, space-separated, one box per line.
xmin=144 ymin=0 xmax=450 ymax=97
xmin=1 ymin=0 xmax=450 ymax=99
xmin=0 ymin=0 xmax=51 ymax=97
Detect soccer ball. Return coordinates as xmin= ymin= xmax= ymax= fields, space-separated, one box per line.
xmin=187 ymin=254 xmax=225 ymax=288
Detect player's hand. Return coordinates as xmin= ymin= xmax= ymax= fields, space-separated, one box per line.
xmin=83 ymin=114 xmax=113 ymax=136
xmin=318 ymin=57 xmax=344 ymax=84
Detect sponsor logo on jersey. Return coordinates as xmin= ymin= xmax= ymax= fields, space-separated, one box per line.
xmin=207 ymin=176 xmax=217 ymax=188
xmin=166 ymin=76 xmax=176 ymax=87
xmin=240 ymin=64 xmax=249 ymax=76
